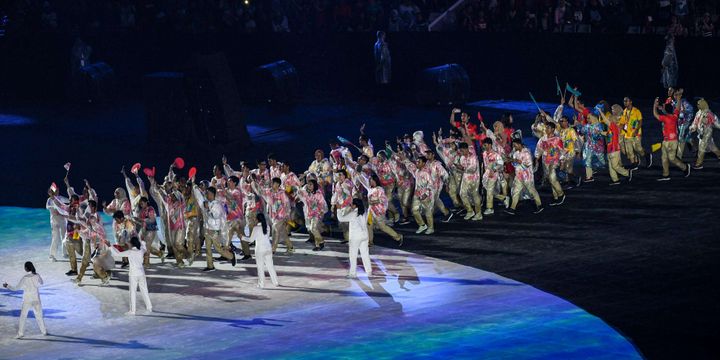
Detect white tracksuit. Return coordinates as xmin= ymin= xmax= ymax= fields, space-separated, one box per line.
xmin=110 ymin=242 xmax=152 ymax=314
xmin=7 ymin=273 xmax=47 ymax=336
xmin=337 ymin=208 xmax=371 ymax=277
xmin=249 ymin=224 xmax=279 ymax=288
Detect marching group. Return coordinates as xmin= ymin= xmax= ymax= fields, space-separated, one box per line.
xmin=6 ymin=86 xmax=720 ymax=338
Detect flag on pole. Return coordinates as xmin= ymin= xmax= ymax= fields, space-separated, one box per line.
xmin=63 ymin=162 xmax=71 ymax=172
xmin=566 ymin=84 xmax=582 ymax=97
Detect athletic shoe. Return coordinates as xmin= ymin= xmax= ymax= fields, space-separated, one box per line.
xmin=397 ymin=235 xmax=403 ymax=247
xmin=692 ymin=165 xmax=703 ymax=170
xmin=286 ymin=247 xmax=295 ymax=255
xmin=647 ymin=153 xmax=653 ymax=168
xmin=504 ymin=209 xmax=516 ymax=216
xmin=100 ymin=277 xmax=110 ymax=286
xmin=231 ymin=253 xmax=237 ymax=267
xmin=65 ymin=270 xmax=78 ymax=276
xmin=656 ymin=177 xmax=671 ymax=181
xmin=556 ymin=194 xmax=565 ymax=205
xmin=399 ymin=218 xmax=411 ymax=225
xmin=442 ymin=212 xmax=454 ymax=222
xmin=202 ymin=267 xmax=216 ymax=272
xmin=463 ymin=211 xmax=475 ymax=220
xmin=685 ymin=165 xmax=691 ymax=177
xmin=319 ymin=243 xmax=325 ymax=250
xmin=503 ymin=197 xmax=510 ymax=208
xmin=345 ymin=274 xmax=358 ymax=279
xmin=125 ymin=311 xmax=136 ymax=316
xmin=471 ymin=214 xmax=483 ymax=221
xmin=483 ymin=208 xmax=494 ymax=215
xmin=584 ymin=177 xmax=595 ymax=183
xmin=15 ymin=334 xmax=23 ymax=339
xmin=49 ymin=256 xmax=57 ymax=262
xmin=241 ymin=255 xmax=252 ymax=260
xmin=609 ymin=181 xmax=621 ymax=186
xmin=176 ymin=262 xmax=186 ymax=269
xmin=425 ymin=228 xmax=435 ymax=235
xmin=534 ymin=205 xmax=544 ymax=214
xmin=312 ymin=246 xmax=321 ymax=251
xmin=415 ymin=224 xmax=428 ymax=234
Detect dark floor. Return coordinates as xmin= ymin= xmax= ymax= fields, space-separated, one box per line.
xmin=2 ymin=98 xmax=719 ymax=359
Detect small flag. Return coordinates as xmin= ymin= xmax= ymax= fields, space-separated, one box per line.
xmin=188 ymin=166 xmax=197 ymax=179
xmin=131 ymin=163 xmax=142 ymax=175
xmin=63 ymin=162 xmax=71 ymax=171
xmin=566 ymin=84 xmax=582 ymax=97
xmin=173 ymin=157 xmax=185 ymax=169
xmin=50 ymin=182 xmax=58 ymax=193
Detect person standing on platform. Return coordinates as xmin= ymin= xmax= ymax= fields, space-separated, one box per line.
xmin=4 ymin=262 xmax=47 ymax=338
xmin=374 ymin=31 xmax=391 ymax=87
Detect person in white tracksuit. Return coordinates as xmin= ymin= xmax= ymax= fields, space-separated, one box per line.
xmin=109 ymin=237 xmax=152 ymax=315
xmin=337 ymin=198 xmax=372 ymax=278
xmin=46 ymin=187 xmax=68 ymax=261
xmin=249 ymin=213 xmax=279 ymax=288
xmin=3 ymin=262 xmax=47 ymax=338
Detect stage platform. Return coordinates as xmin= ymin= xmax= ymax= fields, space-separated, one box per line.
xmin=0 ymin=207 xmax=640 ymax=359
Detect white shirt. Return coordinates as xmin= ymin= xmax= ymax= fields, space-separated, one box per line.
xmin=248 ymin=224 xmax=272 ymax=255
xmin=336 ymin=208 xmax=369 ymax=241
xmin=110 ymin=242 xmax=147 ymax=277
xmin=193 ymin=186 xmax=227 ymax=231
xmin=8 ymin=273 xmax=44 ymax=303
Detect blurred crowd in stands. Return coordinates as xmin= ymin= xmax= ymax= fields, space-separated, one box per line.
xmin=0 ymin=0 xmax=717 ymax=36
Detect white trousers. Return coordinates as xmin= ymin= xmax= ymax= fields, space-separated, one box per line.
xmin=129 ymin=275 xmax=152 ymax=313
xmin=18 ymin=301 xmax=46 ymax=336
xmin=256 ymin=251 xmax=279 ymax=287
xmin=49 ymin=221 xmax=66 ymax=258
xmin=348 ymin=237 xmax=372 ymax=277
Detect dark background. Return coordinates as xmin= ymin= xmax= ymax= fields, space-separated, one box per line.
xmin=2 ymin=31 xmax=720 ymax=105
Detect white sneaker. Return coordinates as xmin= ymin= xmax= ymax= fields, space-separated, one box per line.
xmin=15 ymin=334 xmax=23 ymax=339
xmin=49 ymin=256 xmax=57 ymax=262
xmin=471 ymin=214 xmax=483 ymax=221
xmin=425 ymin=228 xmax=435 ymax=235
xmin=125 ymin=311 xmax=136 ymax=316
xmin=415 ymin=224 xmax=428 ymax=234
xmin=463 ymin=212 xmax=475 ymax=220
xmin=483 ymin=208 xmax=494 ymax=215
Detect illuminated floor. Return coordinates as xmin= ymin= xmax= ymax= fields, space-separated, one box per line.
xmin=0 ymin=207 xmax=640 ymax=359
